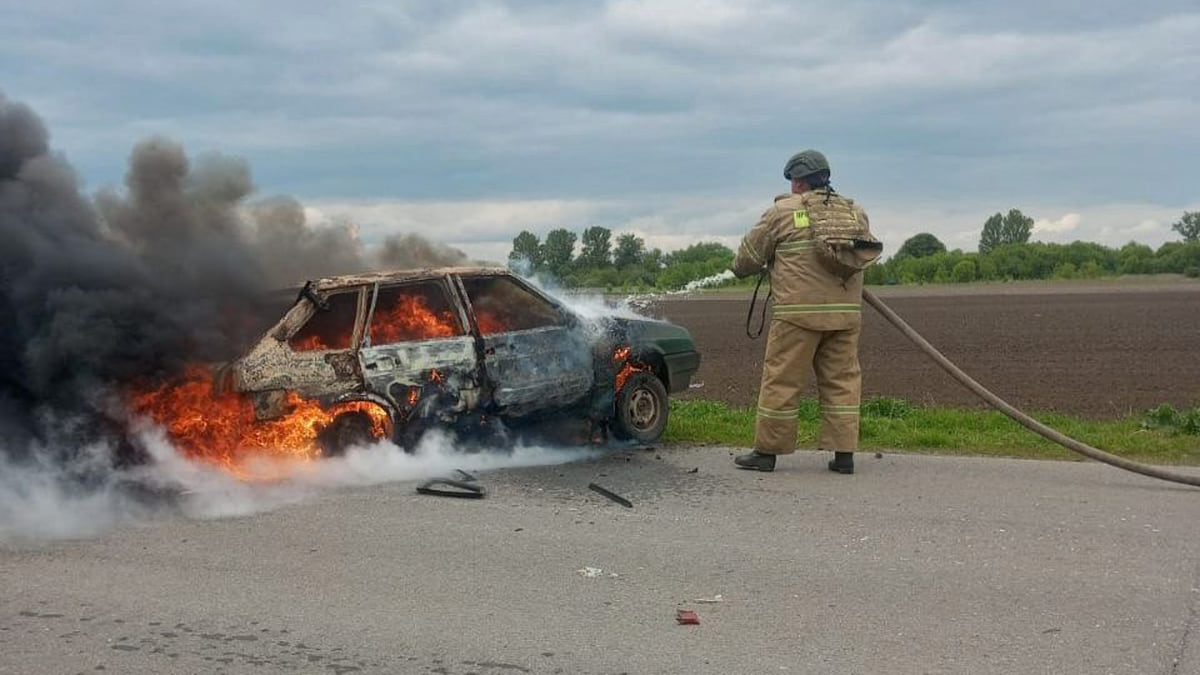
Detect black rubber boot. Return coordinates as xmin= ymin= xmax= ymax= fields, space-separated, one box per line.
xmin=828 ymin=452 xmax=854 ymax=475
xmin=734 ymin=451 xmax=776 ymax=472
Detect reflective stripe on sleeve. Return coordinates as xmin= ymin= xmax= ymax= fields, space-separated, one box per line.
xmin=739 ymin=239 xmax=764 ymax=266
xmin=776 ymin=240 xmax=816 ymax=253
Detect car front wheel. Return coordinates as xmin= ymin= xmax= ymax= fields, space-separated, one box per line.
xmin=612 ymin=372 xmax=669 ymax=443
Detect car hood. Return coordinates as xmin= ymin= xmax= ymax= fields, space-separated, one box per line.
xmin=609 ymin=317 xmax=695 ymax=354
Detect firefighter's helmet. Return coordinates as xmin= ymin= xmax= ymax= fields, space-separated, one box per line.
xmin=783 ymin=150 xmax=830 ymax=181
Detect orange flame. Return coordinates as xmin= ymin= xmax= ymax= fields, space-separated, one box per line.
xmin=613 ymin=346 xmax=649 ymax=392
xmin=371 ymin=294 xmax=458 ymax=343
xmin=128 ymin=366 xmax=391 ymax=478
xmin=475 ymin=312 xmax=506 ymax=335
xmin=291 ymin=333 xmax=335 ymax=352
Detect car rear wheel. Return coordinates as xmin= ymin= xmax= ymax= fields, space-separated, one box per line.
xmin=318 ymin=411 xmax=376 ymax=457
xmin=612 ymin=372 xmax=669 ymax=443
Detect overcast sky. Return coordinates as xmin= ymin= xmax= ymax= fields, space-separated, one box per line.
xmin=3 ymin=0 xmax=1198 ymax=261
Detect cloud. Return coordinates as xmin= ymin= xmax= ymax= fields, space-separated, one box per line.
xmin=2 ymin=0 xmax=1198 ymax=254
xmin=1032 ymin=213 xmax=1082 ymax=237
xmin=1099 ymin=217 xmax=1167 ymax=243
xmin=303 ymin=195 xmax=758 ymax=263
xmin=302 ymin=194 xmax=1197 ymax=264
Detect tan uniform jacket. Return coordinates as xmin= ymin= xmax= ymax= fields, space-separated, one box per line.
xmin=730 ymin=192 xmax=870 ymax=331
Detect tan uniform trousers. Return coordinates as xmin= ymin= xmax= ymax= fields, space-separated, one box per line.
xmin=754 ymin=319 xmax=862 ymax=455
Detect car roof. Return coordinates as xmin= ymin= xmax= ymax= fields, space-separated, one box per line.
xmin=308 ymin=266 xmax=511 ymax=293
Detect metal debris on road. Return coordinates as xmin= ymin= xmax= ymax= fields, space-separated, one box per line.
xmin=588 ymin=482 xmax=633 ymax=508
xmin=416 ymin=478 xmax=486 ymax=499
xmin=676 ymin=609 xmax=700 ymax=625
xmin=454 ymin=469 xmax=478 ymax=482
xmin=693 ymin=595 xmax=723 ymax=604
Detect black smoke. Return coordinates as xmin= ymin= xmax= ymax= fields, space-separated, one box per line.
xmin=0 ymin=93 xmax=470 ymax=465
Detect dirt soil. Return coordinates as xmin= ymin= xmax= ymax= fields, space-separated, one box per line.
xmin=644 ymin=281 xmax=1200 ymax=419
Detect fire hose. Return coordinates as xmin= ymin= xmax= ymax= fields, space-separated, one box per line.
xmin=862 ymin=288 xmax=1200 ymax=488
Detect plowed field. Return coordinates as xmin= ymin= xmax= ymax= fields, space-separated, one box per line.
xmin=648 ymin=280 xmax=1200 ymax=419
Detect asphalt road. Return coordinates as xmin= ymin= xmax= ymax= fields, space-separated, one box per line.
xmin=3 ymin=446 xmax=1199 ymax=675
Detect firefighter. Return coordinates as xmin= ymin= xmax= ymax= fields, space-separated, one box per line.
xmin=729 ymin=149 xmax=880 ymax=474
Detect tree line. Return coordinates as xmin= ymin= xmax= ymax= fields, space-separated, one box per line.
xmin=507 ymin=210 xmax=1200 ymax=290
xmin=508 ymin=227 xmax=733 ymax=290
xmin=870 ymin=209 xmax=1200 ymax=285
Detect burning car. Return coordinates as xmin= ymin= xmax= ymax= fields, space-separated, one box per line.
xmin=183 ymin=267 xmax=700 ymax=459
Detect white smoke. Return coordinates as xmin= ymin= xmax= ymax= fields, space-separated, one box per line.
xmin=683 ymin=269 xmax=735 ymax=291
xmin=0 ymin=429 xmax=595 ymax=542
xmin=627 ymin=269 xmax=737 ymax=312
xmin=519 ymin=270 xmax=648 ymax=323
xmin=0 ymin=441 xmax=152 ymax=541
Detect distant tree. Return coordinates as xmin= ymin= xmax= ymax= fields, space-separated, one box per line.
xmin=578 ymin=226 xmax=613 ymax=268
xmin=979 ymin=209 xmax=1033 ymax=253
xmin=951 ymin=259 xmax=976 ymax=283
xmin=1172 ymin=211 xmax=1200 ymax=242
xmin=1000 ymin=209 xmax=1034 ymax=246
xmin=896 ymin=233 xmax=947 ymax=259
xmin=664 ymin=242 xmax=734 ymax=266
xmin=613 ymin=233 xmax=646 ymax=268
xmin=508 ymin=230 xmax=543 ymax=270
xmin=979 ymin=214 xmax=1004 ymax=254
xmin=1117 ymin=241 xmax=1154 ymax=275
xmin=542 ymin=228 xmax=577 ymax=278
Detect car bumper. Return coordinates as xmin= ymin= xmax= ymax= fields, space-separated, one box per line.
xmin=664 ymin=351 xmax=701 ymax=393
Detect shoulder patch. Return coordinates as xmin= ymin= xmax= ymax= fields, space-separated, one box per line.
xmin=793 ymin=210 xmax=810 ymax=229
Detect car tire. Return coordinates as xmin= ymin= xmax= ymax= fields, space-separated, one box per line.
xmin=612 ymin=372 xmax=669 ymax=443
xmin=319 ymin=411 xmax=376 ymax=457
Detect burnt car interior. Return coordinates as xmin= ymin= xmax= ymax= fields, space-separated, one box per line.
xmin=367 ymin=281 xmax=464 ymax=344
xmin=289 ymin=290 xmax=358 ymax=352
xmin=461 ymin=275 xmax=566 ymax=334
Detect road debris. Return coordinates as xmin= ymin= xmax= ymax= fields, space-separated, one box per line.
xmin=675 ymin=609 xmax=700 ymax=625
xmin=455 ymin=469 xmax=478 ymax=482
xmin=693 ymin=595 xmax=723 ymax=604
xmin=416 ymin=478 xmax=486 ymax=499
xmin=575 ymin=567 xmax=619 ymax=579
xmin=588 ymin=482 xmax=633 ymax=508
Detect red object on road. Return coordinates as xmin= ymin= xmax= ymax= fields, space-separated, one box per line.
xmin=676 ymin=609 xmax=700 ymax=625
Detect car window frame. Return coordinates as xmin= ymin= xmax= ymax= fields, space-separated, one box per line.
xmin=362 ymin=274 xmax=468 ymax=347
xmin=283 ymin=286 xmax=367 ymax=354
xmin=454 ymin=273 xmax=576 ymax=336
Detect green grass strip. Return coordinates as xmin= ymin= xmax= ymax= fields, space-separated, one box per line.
xmin=664 ymin=397 xmax=1200 ymax=465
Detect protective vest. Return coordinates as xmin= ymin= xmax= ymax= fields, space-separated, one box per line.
xmin=731 ymin=191 xmax=877 ymax=331
xmin=799 ymin=189 xmax=882 ymax=281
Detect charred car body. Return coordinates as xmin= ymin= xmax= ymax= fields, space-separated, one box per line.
xmin=224 ymin=268 xmax=700 ymax=454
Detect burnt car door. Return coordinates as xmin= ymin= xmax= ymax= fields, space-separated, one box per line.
xmin=357 ymin=277 xmax=479 ymax=411
xmin=456 ymin=274 xmax=594 ymax=416
xmin=255 ymin=286 xmax=366 ymax=398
